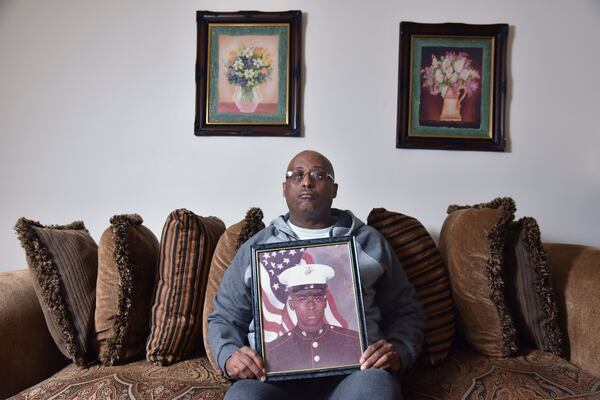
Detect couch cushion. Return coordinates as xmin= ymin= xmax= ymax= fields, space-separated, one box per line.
xmin=504 ymin=217 xmax=564 ymax=357
xmin=367 ymin=208 xmax=455 ymax=366
xmin=404 ymin=342 xmax=600 ymax=400
xmin=545 ymin=243 xmax=600 ymax=380
xmin=438 ymin=198 xmax=519 ymax=358
xmin=0 ymin=270 xmax=69 ymax=399
xmin=146 ymin=209 xmax=225 ymax=366
xmin=95 ymin=214 xmax=160 ymax=365
xmin=9 ymin=356 xmax=230 ymax=400
xmin=202 ymin=207 xmax=265 ymax=371
xmin=14 ymin=218 xmax=98 ymax=366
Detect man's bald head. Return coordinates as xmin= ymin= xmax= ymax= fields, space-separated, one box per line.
xmin=286 ymin=150 xmax=335 ymax=181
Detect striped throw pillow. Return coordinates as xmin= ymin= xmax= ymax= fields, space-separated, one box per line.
xmin=95 ymin=214 xmax=160 ymax=365
xmin=14 ymin=218 xmax=98 ymax=366
xmin=504 ymin=217 xmax=564 ymax=356
xmin=146 ymin=209 xmax=225 ymax=366
xmin=202 ymin=207 xmax=265 ymax=371
xmin=367 ymin=208 xmax=455 ymax=366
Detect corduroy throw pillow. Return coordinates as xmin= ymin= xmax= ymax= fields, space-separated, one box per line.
xmin=14 ymin=218 xmax=98 ymax=366
xmin=367 ymin=208 xmax=455 ymax=366
xmin=146 ymin=209 xmax=226 ymax=366
xmin=95 ymin=214 xmax=160 ymax=365
xmin=203 ymin=207 xmax=265 ymax=371
xmin=504 ymin=217 xmax=564 ymax=357
xmin=438 ymin=197 xmax=519 ymax=358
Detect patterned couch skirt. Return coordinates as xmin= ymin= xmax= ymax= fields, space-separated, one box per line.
xmin=11 ymin=346 xmax=600 ymax=400
xmin=404 ymin=344 xmax=600 ymax=400
xmin=10 ymin=356 xmax=230 ymax=400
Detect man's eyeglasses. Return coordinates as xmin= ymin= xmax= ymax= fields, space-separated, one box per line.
xmin=285 ymin=169 xmax=334 ymax=183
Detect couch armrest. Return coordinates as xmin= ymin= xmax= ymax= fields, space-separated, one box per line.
xmin=545 ymin=243 xmax=600 ymax=378
xmin=0 ymin=269 xmax=69 ymax=398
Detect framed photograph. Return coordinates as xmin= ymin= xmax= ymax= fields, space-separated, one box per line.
xmin=195 ymin=10 xmax=302 ymax=136
xmin=396 ymin=22 xmax=508 ymax=151
xmin=251 ymin=237 xmax=367 ymax=381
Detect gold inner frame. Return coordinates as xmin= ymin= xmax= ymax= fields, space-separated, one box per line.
xmin=407 ymin=34 xmax=495 ymax=139
xmin=206 ymin=23 xmax=290 ymax=125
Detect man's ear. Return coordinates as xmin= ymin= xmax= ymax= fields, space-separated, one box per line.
xmin=288 ymin=299 xmax=295 ymax=311
xmin=332 ymin=183 xmax=338 ymax=199
xmin=282 ymin=181 xmax=287 ymax=197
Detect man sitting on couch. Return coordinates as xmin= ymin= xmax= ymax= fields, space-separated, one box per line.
xmin=207 ymin=150 xmax=425 ymax=400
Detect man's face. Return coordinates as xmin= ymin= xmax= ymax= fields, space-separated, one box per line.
xmin=288 ymin=288 xmax=327 ymax=332
xmin=282 ymin=151 xmax=338 ymax=228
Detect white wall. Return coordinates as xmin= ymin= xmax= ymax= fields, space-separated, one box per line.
xmin=1 ymin=0 xmax=599 ymax=272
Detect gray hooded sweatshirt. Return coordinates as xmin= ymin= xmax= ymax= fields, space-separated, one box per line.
xmin=207 ymin=209 xmax=425 ymax=373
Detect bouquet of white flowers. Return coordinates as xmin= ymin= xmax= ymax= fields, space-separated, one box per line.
xmin=421 ymin=51 xmax=480 ymax=98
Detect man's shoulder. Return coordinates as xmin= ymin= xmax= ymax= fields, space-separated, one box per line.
xmin=327 ymin=325 xmax=360 ymax=340
xmin=354 ymin=223 xmax=383 ymax=237
xmin=351 ymin=223 xmax=389 ymax=248
xmin=244 ymin=222 xmax=271 ymax=242
xmin=266 ymin=331 xmax=295 ymax=350
xmin=235 ymin=224 xmax=277 ymax=254
xmin=237 ymin=217 xmax=293 ymax=250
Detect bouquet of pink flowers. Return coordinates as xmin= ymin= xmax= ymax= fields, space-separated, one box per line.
xmin=421 ymin=51 xmax=480 ymax=97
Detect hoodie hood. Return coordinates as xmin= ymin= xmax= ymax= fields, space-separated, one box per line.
xmin=270 ymin=208 xmax=365 ymax=239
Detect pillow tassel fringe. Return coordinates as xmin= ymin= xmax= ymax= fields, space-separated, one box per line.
xmin=102 ymin=214 xmax=143 ymax=366
xmin=520 ymin=217 xmax=565 ymax=357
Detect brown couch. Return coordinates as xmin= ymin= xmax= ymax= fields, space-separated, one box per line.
xmin=2 ymin=242 xmax=599 ymax=400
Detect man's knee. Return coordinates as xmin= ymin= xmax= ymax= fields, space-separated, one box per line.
xmin=354 ymin=368 xmax=395 ymax=382
xmin=330 ymin=369 xmax=403 ymax=400
xmin=224 ymin=380 xmax=286 ymax=400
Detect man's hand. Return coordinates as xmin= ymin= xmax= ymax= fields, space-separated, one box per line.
xmin=359 ymin=339 xmax=402 ymax=373
xmin=225 ymin=346 xmax=267 ymax=381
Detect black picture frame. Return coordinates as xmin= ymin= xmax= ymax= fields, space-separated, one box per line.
xmin=251 ymin=237 xmax=367 ymax=381
xmin=396 ymin=22 xmax=508 ymax=151
xmin=195 ymin=10 xmax=302 ymax=137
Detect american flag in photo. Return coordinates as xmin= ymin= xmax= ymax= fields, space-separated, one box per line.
xmin=259 ymin=247 xmax=348 ymax=343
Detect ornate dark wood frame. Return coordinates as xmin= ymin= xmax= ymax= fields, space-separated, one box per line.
xmin=195 ymin=10 xmax=302 ymax=137
xmin=396 ymin=22 xmax=508 ymax=151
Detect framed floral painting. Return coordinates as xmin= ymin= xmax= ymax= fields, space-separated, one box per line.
xmin=195 ymin=11 xmax=302 ymax=136
xmin=396 ymin=22 xmax=508 ymax=151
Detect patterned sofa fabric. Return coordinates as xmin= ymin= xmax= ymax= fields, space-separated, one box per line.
xmin=12 ymin=345 xmax=600 ymax=400
xmin=9 ymin=357 xmax=230 ymax=400
xmin=403 ymin=342 xmax=600 ymax=400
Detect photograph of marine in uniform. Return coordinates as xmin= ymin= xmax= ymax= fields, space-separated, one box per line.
xmin=254 ymin=242 xmax=365 ymax=376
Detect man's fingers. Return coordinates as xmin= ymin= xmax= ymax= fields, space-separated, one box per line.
xmin=372 ymin=352 xmax=393 ymax=369
xmin=360 ymin=342 xmax=384 ymax=368
xmin=360 ymin=340 xmax=396 ymax=370
xmin=233 ymin=347 xmax=266 ymax=380
xmin=359 ymin=339 xmax=386 ymax=363
xmin=239 ymin=347 xmax=266 ymax=379
xmin=226 ymin=347 xmax=267 ymax=380
xmin=239 ymin=347 xmax=266 ymax=371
